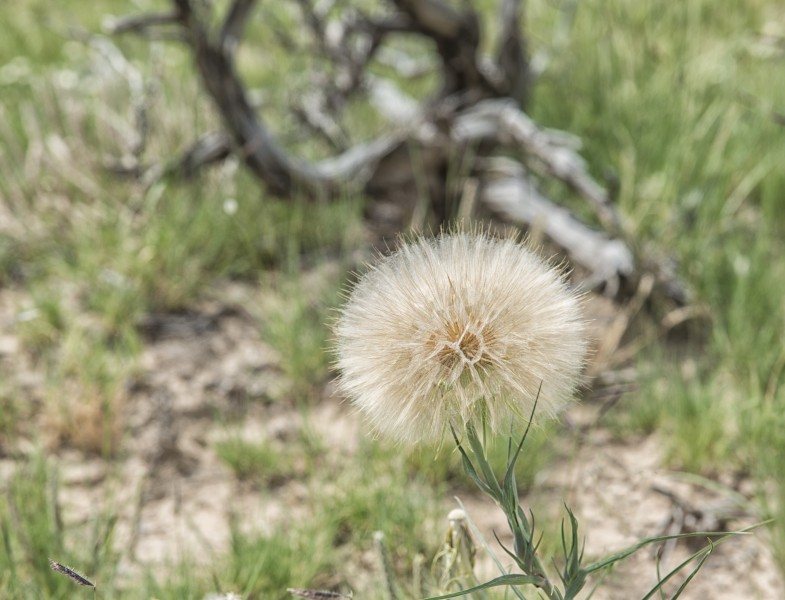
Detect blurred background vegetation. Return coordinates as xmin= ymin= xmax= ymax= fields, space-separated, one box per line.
xmin=1 ymin=0 xmax=784 ymax=598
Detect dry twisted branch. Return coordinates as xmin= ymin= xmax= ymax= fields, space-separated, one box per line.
xmin=109 ymin=0 xmax=687 ymax=302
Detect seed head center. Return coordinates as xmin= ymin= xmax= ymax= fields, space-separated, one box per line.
xmin=433 ymin=320 xmax=495 ymax=369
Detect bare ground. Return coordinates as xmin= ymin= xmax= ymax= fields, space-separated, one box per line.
xmin=1 ymin=280 xmax=782 ymax=599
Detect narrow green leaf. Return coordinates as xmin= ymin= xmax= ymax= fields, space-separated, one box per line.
xmin=466 ymin=424 xmax=503 ymax=498
xmin=640 ymin=540 xmax=714 ymax=600
xmin=668 ymin=544 xmax=713 ymax=599
xmin=422 ymin=574 xmax=545 ymax=600
xmin=502 ymin=384 xmax=540 ymax=490
xmin=582 ymin=524 xmax=761 ymax=574
xmin=492 ymin=528 xmax=527 ymax=573
xmin=451 ymin=426 xmax=494 ymax=497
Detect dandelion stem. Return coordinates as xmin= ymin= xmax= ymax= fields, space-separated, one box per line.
xmin=458 ymin=425 xmax=563 ymax=600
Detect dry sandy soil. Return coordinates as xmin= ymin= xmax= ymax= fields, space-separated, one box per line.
xmin=0 ymin=281 xmax=782 ymax=599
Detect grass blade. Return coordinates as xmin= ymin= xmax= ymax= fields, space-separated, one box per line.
xmin=423 ymin=574 xmax=545 ymax=600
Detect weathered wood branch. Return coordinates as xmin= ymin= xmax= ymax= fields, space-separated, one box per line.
xmin=293 ymin=92 xmax=351 ymax=151
xmin=175 ymin=131 xmax=233 ymax=177
xmin=475 ymin=157 xmax=633 ymax=295
xmin=172 ymin=0 xmax=332 ymax=199
xmin=288 ymin=4 xmax=389 ymax=134
xmin=496 ymin=0 xmax=530 ymax=106
xmin=389 ymin=0 xmax=497 ymax=100
xmin=109 ymin=0 xmax=688 ymax=303
xmin=220 ymin=0 xmax=256 ymax=57
xmin=452 ymin=99 xmax=623 ymax=233
xmin=104 ymin=11 xmax=179 ymax=36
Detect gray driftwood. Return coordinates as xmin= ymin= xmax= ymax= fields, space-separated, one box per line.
xmin=108 ymin=0 xmax=687 ymax=303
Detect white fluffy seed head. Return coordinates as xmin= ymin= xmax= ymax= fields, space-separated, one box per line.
xmin=334 ymin=230 xmax=588 ymax=446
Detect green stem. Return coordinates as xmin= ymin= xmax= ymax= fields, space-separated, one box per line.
xmin=461 ymin=424 xmax=562 ymax=600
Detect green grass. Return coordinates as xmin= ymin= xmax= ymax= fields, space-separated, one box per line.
xmin=1 ymin=0 xmax=785 ymax=597
xmin=146 ymin=434 xmax=448 ymax=598
xmin=215 ymin=437 xmax=296 ymax=483
xmin=532 ymin=0 xmax=785 ymax=563
xmin=258 ymin=269 xmax=351 ymax=402
xmin=0 ymin=455 xmax=117 ymax=598
xmin=139 ymin=517 xmax=339 ymax=600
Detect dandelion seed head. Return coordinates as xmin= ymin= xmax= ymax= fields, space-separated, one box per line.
xmin=334 ymin=230 xmax=588 ymax=445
